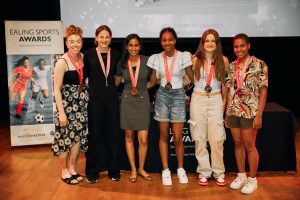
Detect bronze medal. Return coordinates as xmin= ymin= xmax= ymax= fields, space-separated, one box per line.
xmin=131 ymin=87 xmax=138 ymax=96
xmin=204 ymin=85 xmax=212 ymax=93
xmin=236 ymin=89 xmax=244 ymax=98
xmin=165 ymin=82 xmax=172 ymax=90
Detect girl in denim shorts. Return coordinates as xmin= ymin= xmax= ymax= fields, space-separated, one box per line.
xmin=146 ymin=27 xmax=194 ymax=186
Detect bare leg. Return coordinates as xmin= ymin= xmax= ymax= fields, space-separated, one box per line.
xmin=69 ymin=141 xmax=80 ymax=175
xmin=19 ymin=91 xmax=26 ymax=104
xmin=138 ymin=130 xmax=150 ymax=177
xmin=42 ymin=89 xmax=49 ymax=98
xmin=242 ymin=129 xmax=259 ymax=177
xmin=230 ymin=128 xmax=245 ymax=173
xmin=171 ymin=122 xmax=184 ymax=168
xmin=28 ymin=91 xmax=38 ymax=112
xmin=59 ymin=152 xmax=70 ymax=178
xmin=59 ymin=151 xmax=78 ymax=184
xmin=125 ymin=130 xmax=137 ymax=178
xmin=32 ymin=91 xmax=39 ymax=100
xmin=11 ymin=92 xmax=17 ymax=101
xmin=159 ymin=122 xmax=170 ymax=170
xmin=40 ymin=89 xmax=49 ymax=108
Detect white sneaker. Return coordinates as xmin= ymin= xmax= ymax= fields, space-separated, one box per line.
xmin=230 ymin=173 xmax=247 ymax=189
xmin=162 ymin=168 xmax=172 ymax=186
xmin=215 ymin=177 xmax=226 ymax=186
xmin=241 ymin=177 xmax=257 ymax=194
xmin=198 ymin=177 xmax=208 ymax=186
xmin=177 ymin=168 xmax=188 ymax=184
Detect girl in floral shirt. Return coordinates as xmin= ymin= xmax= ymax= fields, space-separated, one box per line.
xmin=225 ymin=33 xmax=268 ymax=195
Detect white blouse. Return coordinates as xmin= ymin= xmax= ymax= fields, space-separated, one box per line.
xmin=147 ymin=50 xmax=192 ymax=89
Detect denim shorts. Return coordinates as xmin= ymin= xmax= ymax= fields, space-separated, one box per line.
xmin=154 ymin=86 xmax=186 ymax=123
xmin=225 ymin=115 xmax=253 ymax=129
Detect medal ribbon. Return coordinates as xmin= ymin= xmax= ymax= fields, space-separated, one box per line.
xmin=204 ymin=60 xmax=215 ymax=86
xmin=235 ymin=56 xmax=251 ymax=90
xmin=163 ymin=49 xmax=177 ymax=84
xmin=96 ymin=47 xmax=111 ymax=86
xmin=67 ymin=51 xmax=83 ymax=85
xmin=128 ymin=56 xmax=141 ymax=88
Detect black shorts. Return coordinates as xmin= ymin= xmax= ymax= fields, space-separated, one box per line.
xmin=225 ymin=115 xmax=253 ymax=129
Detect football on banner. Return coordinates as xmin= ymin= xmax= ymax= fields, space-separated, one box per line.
xmin=35 ymin=113 xmax=45 ymax=123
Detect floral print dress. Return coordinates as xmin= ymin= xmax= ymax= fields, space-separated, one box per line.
xmin=52 ymin=72 xmax=89 ymax=156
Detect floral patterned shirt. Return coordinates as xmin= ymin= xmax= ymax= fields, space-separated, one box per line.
xmin=225 ymin=56 xmax=268 ymax=118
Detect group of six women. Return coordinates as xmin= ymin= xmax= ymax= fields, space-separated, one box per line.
xmin=52 ymin=24 xmax=268 ymax=195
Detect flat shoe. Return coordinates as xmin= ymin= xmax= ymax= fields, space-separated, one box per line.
xmin=138 ymin=170 xmax=152 ymax=181
xmin=129 ymin=176 xmax=137 ymax=183
xmin=72 ymin=173 xmax=84 ymax=182
xmin=61 ymin=177 xmax=79 ymax=185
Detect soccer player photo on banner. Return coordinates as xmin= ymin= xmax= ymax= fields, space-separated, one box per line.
xmin=5 ymin=21 xmax=64 ymax=146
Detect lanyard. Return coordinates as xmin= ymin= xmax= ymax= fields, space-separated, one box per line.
xmin=204 ymin=60 xmax=215 ymax=86
xmin=163 ymin=50 xmax=177 ymax=83
xmin=96 ymin=47 xmax=111 ymax=86
xmin=128 ymin=56 xmax=141 ymax=88
xmin=235 ymin=56 xmax=251 ymax=90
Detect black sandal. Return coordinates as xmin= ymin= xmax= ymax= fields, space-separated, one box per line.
xmin=72 ymin=173 xmax=84 ymax=182
xmin=61 ymin=177 xmax=79 ymax=185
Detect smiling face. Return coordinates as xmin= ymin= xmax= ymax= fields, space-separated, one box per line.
xmin=160 ymin=31 xmax=176 ymax=55
xmin=95 ymin=29 xmax=111 ymax=50
xmin=233 ymin=38 xmax=250 ymax=60
xmin=23 ymin=59 xmax=30 ymax=68
xmin=127 ymin=38 xmax=141 ymax=57
xmin=38 ymin=60 xmax=46 ymax=70
xmin=66 ymin=34 xmax=83 ymax=55
xmin=204 ymin=34 xmax=217 ymax=54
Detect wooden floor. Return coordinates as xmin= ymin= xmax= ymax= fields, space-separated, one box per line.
xmin=0 ymin=119 xmax=300 ymax=200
